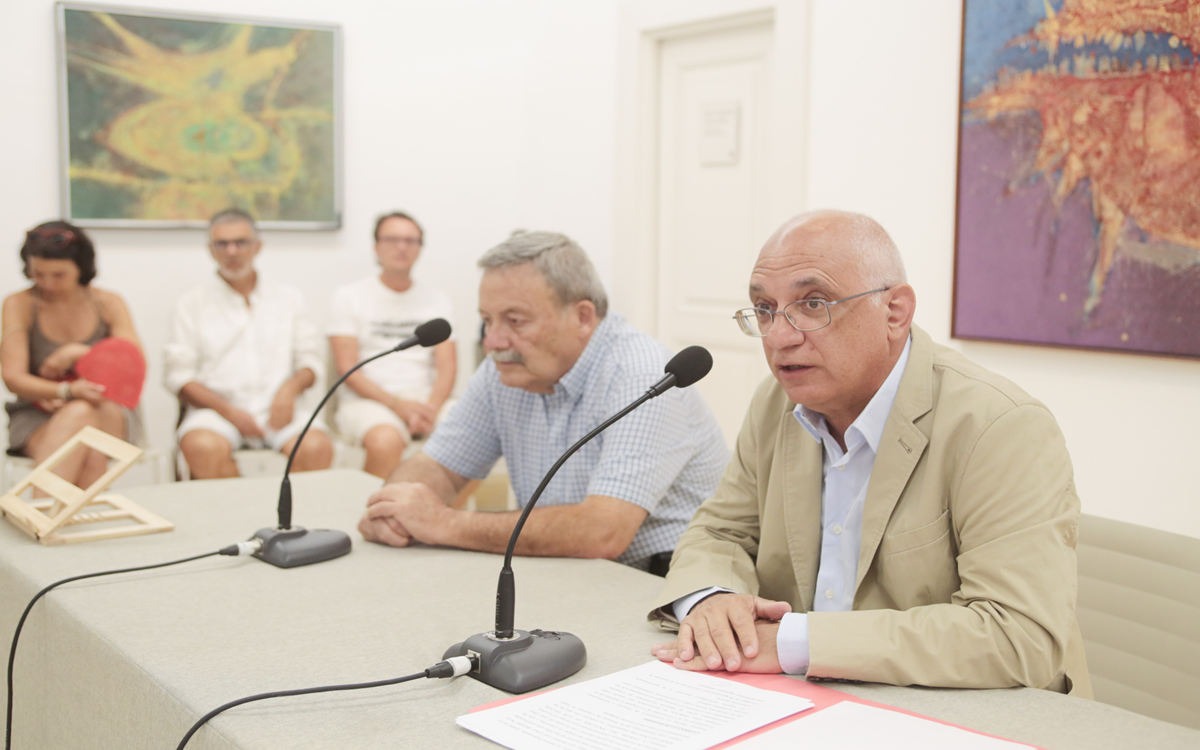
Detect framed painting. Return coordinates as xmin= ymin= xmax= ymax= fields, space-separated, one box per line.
xmin=954 ymin=0 xmax=1200 ymax=360
xmin=56 ymin=2 xmax=341 ymax=229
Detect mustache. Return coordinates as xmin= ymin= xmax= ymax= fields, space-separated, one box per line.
xmin=490 ymin=349 xmax=526 ymax=365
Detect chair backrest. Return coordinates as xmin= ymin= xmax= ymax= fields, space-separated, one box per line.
xmin=1077 ymin=514 xmax=1200 ymax=729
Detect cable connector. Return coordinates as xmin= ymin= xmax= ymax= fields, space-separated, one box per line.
xmin=425 ymin=654 xmax=477 ymax=679
xmin=218 ymin=539 xmax=263 ymax=557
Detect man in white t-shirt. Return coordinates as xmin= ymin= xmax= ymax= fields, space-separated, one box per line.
xmin=327 ymin=212 xmax=457 ymax=478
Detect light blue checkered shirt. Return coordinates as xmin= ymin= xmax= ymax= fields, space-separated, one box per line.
xmin=423 ymin=312 xmax=729 ymax=569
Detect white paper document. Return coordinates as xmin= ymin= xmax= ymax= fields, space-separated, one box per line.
xmin=736 ymin=700 xmax=1035 ymax=749
xmin=456 ymin=660 xmax=813 ymax=750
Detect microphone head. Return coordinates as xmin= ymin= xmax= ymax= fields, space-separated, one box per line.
xmin=664 ymin=345 xmax=713 ymax=388
xmin=415 ymin=318 xmax=452 ymax=347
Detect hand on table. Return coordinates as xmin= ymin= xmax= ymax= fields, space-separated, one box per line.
xmin=358 ymin=482 xmax=450 ymax=548
xmin=358 ymin=509 xmax=413 ymax=547
xmin=654 ymin=620 xmax=784 ymax=673
xmin=651 ymin=592 xmax=791 ymax=672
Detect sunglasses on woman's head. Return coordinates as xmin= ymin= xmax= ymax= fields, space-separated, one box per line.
xmin=28 ymin=228 xmax=76 ymax=246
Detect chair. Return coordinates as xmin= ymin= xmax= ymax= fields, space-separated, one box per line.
xmin=453 ymin=457 xmax=515 ymax=512
xmin=1076 ymin=513 xmax=1200 ymax=729
xmin=1 ymin=407 xmax=171 ymax=492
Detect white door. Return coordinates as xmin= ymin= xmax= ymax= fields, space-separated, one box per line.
xmin=656 ymin=22 xmax=775 ymax=446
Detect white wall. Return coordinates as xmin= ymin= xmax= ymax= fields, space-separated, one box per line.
xmin=0 ymin=0 xmax=622 ymax=483
xmin=3 ymin=0 xmax=1197 ymax=539
xmin=802 ymin=0 xmax=1200 ymax=538
xmin=615 ymin=0 xmax=1198 ymax=540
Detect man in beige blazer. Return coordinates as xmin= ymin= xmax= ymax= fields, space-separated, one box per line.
xmin=650 ymin=210 xmax=1091 ymax=697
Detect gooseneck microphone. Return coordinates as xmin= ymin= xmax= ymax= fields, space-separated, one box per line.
xmin=444 ymin=345 xmax=714 ymax=693
xmin=251 ymin=318 xmax=453 ymax=568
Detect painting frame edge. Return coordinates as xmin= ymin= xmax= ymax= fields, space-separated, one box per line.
xmin=54 ymin=0 xmax=343 ymax=230
xmin=949 ymin=0 xmax=1200 ymax=363
xmin=949 ymin=0 xmax=969 ymax=349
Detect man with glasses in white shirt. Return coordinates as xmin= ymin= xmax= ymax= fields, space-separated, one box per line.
xmin=649 ymin=210 xmax=1091 ymax=696
xmin=165 ymin=208 xmax=333 ymax=479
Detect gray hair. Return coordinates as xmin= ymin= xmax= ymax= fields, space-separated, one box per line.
xmin=790 ymin=210 xmax=907 ymax=297
xmin=477 ymin=231 xmax=608 ymax=317
xmin=208 ymin=207 xmax=258 ymax=237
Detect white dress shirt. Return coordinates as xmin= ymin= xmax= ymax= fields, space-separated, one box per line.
xmin=164 ymin=275 xmax=324 ymax=420
xmin=674 ymin=336 xmax=911 ymax=674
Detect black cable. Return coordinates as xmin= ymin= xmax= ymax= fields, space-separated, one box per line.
xmin=6 ymin=545 xmax=474 ymax=750
xmin=176 ymin=657 xmax=475 ymax=750
xmin=5 ymin=549 xmax=236 ymax=750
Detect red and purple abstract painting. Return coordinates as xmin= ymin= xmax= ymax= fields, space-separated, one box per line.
xmin=955 ymin=0 xmax=1200 ymax=359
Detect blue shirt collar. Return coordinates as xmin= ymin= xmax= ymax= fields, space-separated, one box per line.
xmin=552 ymin=312 xmax=619 ymax=399
xmin=794 ymin=334 xmax=913 ymax=456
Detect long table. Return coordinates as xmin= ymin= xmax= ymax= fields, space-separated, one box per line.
xmin=1 ymin=469 xmax=1197 ymax=749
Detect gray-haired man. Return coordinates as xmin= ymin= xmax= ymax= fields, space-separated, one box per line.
xmin=165 ymin=208 xmax=333 ymax=479
xmin=357 ymin=231 xmax=729 ymax=571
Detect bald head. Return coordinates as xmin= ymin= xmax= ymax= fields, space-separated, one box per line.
xmin=749 ymin=209 xmax=916 ymax=435
xmin=762 ymin=210 xmax=907 ymax=296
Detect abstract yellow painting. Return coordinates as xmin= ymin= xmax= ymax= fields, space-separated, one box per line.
xmin=57 ymin=3 xmax=340 ymax=228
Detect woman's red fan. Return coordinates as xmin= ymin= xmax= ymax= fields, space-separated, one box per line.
xmin=73 ymin=338 xmax=145 ymax=409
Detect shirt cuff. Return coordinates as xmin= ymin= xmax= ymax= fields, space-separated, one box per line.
xmin=671 ymin=587 xmax=734 ymax=622
xmin=777 ymin=612 xmax=810 ymax=675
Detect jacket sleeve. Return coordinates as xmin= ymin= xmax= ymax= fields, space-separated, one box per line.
xmin=807 ymin=403 xmax=1081 ymax=691
xmin=647 ymin=377 xmax=774 ymax=628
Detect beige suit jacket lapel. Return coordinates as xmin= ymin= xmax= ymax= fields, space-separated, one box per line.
xmin=854 ymin=327 xmax=935 ymax=595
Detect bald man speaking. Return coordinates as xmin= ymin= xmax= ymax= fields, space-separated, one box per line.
xmin=650 ymin=210 xmax=1092 ymax=697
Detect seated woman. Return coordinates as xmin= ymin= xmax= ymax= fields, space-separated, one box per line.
xmin=1 ymin=221 xmax=143 ymax=491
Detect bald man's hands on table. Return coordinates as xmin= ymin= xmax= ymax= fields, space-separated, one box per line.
xmin=651 ymin=592 xmax=791 ymax=673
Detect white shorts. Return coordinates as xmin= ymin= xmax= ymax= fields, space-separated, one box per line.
xmin=335 ymin=398 xmax=413 ymax=444
xmin=334 ymin=389 xmax=452 ymax=445
xmin=177 ymin=407 xmax=328 ymax=453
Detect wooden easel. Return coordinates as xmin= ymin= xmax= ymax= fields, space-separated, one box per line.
xmin=0 ymin=426 xmax=172 ymax=545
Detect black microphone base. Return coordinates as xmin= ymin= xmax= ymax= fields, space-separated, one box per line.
xmin=251 ymin=527 xmax=352 ymax=568
xmin=444 ymin=629 xmax=586 ymax=694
